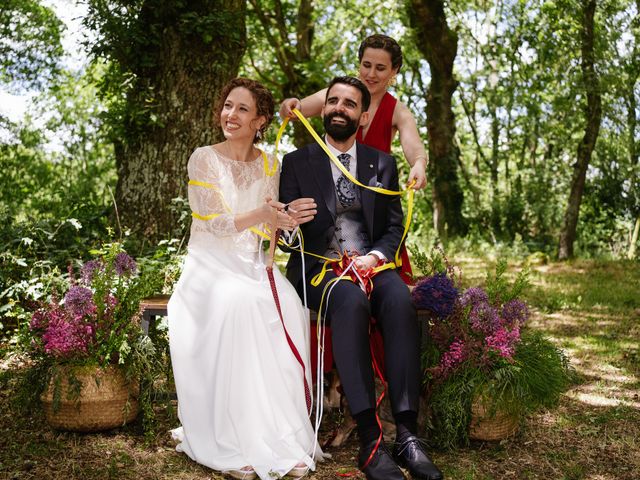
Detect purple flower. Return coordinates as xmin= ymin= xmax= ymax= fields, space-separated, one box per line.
xmin=460 ymin=287 xmax=489 ymax=308
xmin=502 ymin=299 xmax=529 ymax=327
xmin=114 ymin=252 xmax=137 ymax=276
xmin=412 ymin=273 xmax=459 ymax=320
xmin=80 ymin=259 xmax=103 ymax=284
xmin=64 ymin=286 xmax=96 ymax=318
xmin=468 ymin=302 xmax=500 ymax=335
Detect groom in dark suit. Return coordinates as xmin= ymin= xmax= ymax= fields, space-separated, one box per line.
xmin=279 ymin=76 xmax=443 ymax=480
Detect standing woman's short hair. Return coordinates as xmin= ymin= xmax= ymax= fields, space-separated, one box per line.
xmin=358 ymin=34 xmax=403 ymax=72
xmin=214 ymin=78 xmax=275 ymax=143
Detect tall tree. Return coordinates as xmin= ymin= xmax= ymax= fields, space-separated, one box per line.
xmin=406 ymin=0 xmax=466 ymax=238
xmin=244 ymin=0 xmax=389 ymax=147
xmin=246 ymin=0 xmax=326 ymax=146
xmin=84 ymin=0 xmax=247 ymax=238
xmin=0 ymin=0 xmax=63 ymax=91
xmin=558 ymin=0 xmax=602 ymax=259
xmin=626 ymin=0 xmax=639 ymax=259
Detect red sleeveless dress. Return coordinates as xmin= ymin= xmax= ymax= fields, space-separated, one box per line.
xmin=358 ymin=94 xmax=413 ymax=283
xmin=311 ymin=92 xmax=415 ymax=379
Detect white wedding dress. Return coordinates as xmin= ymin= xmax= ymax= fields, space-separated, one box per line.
xmin=168 ymin=146 xmax=320 ymax=479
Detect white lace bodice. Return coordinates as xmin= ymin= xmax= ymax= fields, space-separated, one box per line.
xmin=187 ymin=146 xmax=279 ymax=253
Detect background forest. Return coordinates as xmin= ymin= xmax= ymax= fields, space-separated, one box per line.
xmin=2 ymin=0 xmax=639 ymax=338
xmin=1 ymin=0 xmax=638 ymax=341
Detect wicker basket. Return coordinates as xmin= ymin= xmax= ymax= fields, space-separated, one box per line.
xmin=41 ymin=365 xmax=139 ymax=432
xmin=468 ymin=395 xmax=519 ymax=441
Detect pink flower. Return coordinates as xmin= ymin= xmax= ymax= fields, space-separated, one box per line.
xmin=440 ymin=338 xmax=467 ymax=372
xmin=485 ymin=326 xmax=521 ymax=360
xmin=41 ymin=313 xmax=92 ymax=359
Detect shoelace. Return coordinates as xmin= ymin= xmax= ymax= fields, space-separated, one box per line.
xmin=393 ymin=435 xmax=430 ymax=457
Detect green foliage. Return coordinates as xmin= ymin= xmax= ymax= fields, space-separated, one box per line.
xmin=447 ymin=0 xmax=639 ymax=257
xmin=0 ymin=0 xmax=64 ymax=91
xmin=84 ymin=0 xmax=247 ymax=145
xmin=408 ymin=243 xmax=448 ymax=278
xmin=485 ymin=259 xmax=530 ymax=305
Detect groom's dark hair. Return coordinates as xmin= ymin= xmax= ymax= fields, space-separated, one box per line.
xmin=325 ymin=76 xmax=371 ymax=112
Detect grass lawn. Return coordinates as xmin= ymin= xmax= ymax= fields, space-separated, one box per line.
xmin=1 ymin=257 xmax=638 ymax=479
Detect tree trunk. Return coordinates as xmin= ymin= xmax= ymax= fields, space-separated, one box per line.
xmin=406 ymin=0 xmax=466 ymax=238
xmin=629 ymin=218 xmax=640 ymax=259
xmin=111 ymin=1 xmax=247 ymax=238
xmin=626 ymin=3 xmax=639 ymax=260
xmin=558 ymin=0 xmax=602 ymax=259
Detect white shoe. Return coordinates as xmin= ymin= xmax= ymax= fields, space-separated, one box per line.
xmin=286 ymin=464 xmax=310 ymax=478
xmin=224 ymin=467 xmax=257 ymax=479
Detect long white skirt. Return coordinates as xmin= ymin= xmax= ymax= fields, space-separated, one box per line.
xmin=168 ymin=235 xmax=319 ymax=479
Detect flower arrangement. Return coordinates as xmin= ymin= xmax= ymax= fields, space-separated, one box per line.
xmin=21 ymin=242 xmax=163 ymax=432
xmin=29 ymin=247 xmax=143 ymax=367
xmin=410 ymin=246 xmax=574 ymax=448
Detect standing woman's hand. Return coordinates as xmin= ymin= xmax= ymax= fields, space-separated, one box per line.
xmin=279 ymin=98 xmax=301 ymax=120
xmin=408 ymin=160 xmax=427 ymax=190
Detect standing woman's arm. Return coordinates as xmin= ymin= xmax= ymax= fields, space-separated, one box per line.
xmin=279 ymin=89 xmax=328 ymax=119
xmin=394 ymin=101 xmax=428 ymax=190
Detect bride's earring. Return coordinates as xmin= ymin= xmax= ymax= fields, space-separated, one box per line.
xmin=256 ymin=129 xmax=263 ymax=140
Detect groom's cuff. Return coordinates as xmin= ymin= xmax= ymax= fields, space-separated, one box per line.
xmin=368 ymin=250 xmax=386 ymax=262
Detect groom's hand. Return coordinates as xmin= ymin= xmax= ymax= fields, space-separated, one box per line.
xmin=285 ymin=198 xmax=317 ymax=225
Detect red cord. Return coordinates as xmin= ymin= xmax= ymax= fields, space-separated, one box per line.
xmin=266 ymin=231 xmax=312 ymax=414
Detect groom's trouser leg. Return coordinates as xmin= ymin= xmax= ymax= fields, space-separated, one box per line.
xmin=302 ymin=266 xmax=420 ymax=416
xmin=369 ymin=269 xmax=420 ymax=414
xmin=303 ymin=267 xmax=376 ymax=415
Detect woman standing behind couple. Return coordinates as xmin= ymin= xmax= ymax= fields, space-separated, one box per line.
xmin=168 ymin=78 xmax=321 ymax=479
xmin=280 ymin=34 xmax=428 ymax=191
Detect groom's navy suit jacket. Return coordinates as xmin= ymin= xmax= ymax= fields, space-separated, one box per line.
xmin=279 ymin=142 xmax=405 ymax=286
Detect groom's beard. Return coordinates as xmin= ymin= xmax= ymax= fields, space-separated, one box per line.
xmin=324 ymin=112 xmax=359 ymax=141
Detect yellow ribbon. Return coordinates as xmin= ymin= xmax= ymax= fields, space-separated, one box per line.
xmin=277 ymin=108 xmax=415 ymax=268
xmin=190 ymin=111 xmax=415 ymax=272
xmin=189 ymin=152 xmax=272 ymax=239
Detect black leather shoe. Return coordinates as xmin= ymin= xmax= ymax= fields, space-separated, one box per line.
xmin=393 ymin=434 xmax=443 ymax=480
xmin=359 ymin=439 xmax=407 ymax=480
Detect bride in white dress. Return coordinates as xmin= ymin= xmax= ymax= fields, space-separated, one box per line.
xmin=168 ymin=78 xmax=321 ymax=479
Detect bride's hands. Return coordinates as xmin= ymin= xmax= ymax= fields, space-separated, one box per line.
xmin=261 ymin=197 xmax=298 ymax=231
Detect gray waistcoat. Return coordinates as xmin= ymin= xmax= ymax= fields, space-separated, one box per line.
xmin=326 ymin=190 xmax=371 ymax=257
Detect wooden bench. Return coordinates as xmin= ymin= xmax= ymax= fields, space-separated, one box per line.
xmin=140 ymin=294 xmax=173 ymax=335
xmin=140 ymin=293 xmax=431 ymax=340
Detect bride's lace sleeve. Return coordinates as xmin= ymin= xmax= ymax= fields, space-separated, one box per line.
xmin=265 ymin=153 xmax=281 ymax=203
xmin=187 ymin=147 xmax=238 ymax=236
